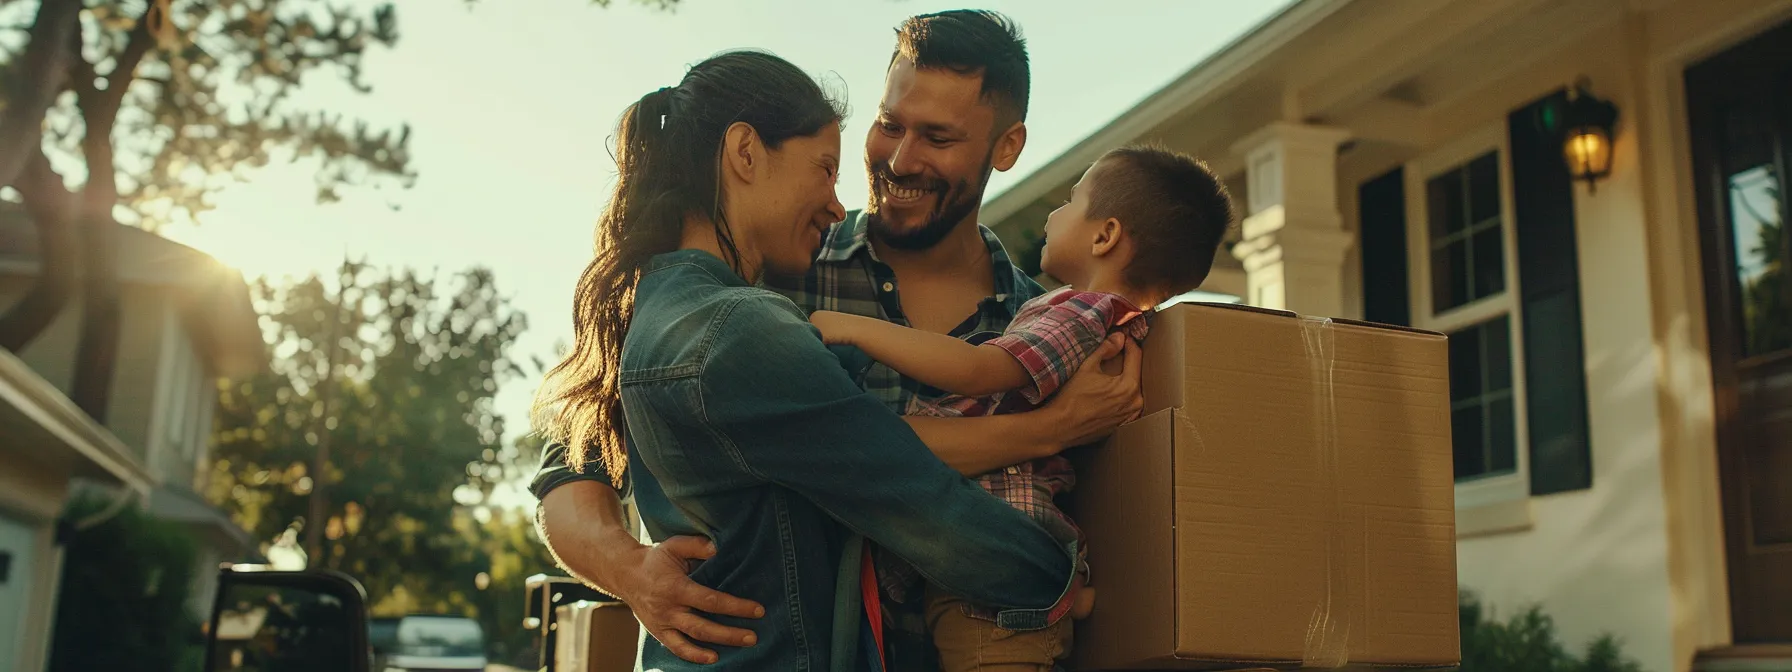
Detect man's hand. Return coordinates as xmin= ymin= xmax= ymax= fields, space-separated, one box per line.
xmin=1039 ymin=332 xmax=1144 ymax=449
xmin=536 ymin=482 xmax=763 ymax=665
xmin=612 ymin=536 xmax=766 ymax=664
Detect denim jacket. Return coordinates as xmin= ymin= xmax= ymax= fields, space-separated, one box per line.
xmin=549 ymin=248 xmax=1076 ymax=672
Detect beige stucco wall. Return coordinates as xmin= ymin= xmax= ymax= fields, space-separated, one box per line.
xmin=1330 ymin=19 xmax=1697 ymax=672
xmin=1329 ymin=3 xmax=1792 ymax=668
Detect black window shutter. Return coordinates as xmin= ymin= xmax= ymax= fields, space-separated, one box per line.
xmin=1509 ymin=90 xmax=1594 ymax=495
xmin=1359 ymin=168 xmax=1411 ymax=327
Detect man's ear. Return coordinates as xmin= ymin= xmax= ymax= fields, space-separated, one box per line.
xmin=1091 ymin=218 xmax=1125 ymax=258
xmin=991 ymin=121 xmax=1027 ymax=173
xmin=722 ymin=121 xmax=761 ymax=183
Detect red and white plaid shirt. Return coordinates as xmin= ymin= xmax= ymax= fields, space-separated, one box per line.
xmin=882 ymin=287 xmax=1149 ymax=606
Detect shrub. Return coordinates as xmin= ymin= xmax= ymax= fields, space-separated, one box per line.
xmin=48 ymin=492 xmax=204 ymax=672
xmin=1460 ymin=591 xmax=1643 ymax=672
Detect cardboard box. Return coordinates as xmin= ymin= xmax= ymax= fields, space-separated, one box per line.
xmin=553 ymin=600 xmax=641 ymax=672
xmin=1067 ymin=302 xmax=1459 ymax=670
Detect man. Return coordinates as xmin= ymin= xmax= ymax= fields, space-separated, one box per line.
xmin=531 ymin=10 xmax=1143 ymax=671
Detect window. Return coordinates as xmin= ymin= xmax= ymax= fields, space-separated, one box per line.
xmin=1405 ymin=127 xmax=1531 ymax=504
xmin=1361 ymin=92 xmax=1594 ymax=511
xmin=1427 ymin=153 xmax=1506 ymax=312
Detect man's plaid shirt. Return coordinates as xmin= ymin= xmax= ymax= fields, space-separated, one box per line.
xmin=765 ymin=211 xmax=1045 ymax=672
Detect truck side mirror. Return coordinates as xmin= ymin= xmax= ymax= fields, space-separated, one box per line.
xmin=201 ymin=565 xmax=372 ymax=672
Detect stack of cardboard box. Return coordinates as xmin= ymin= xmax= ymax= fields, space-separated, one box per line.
xmin=1067 ymin=302 xmax=1461 ymax=670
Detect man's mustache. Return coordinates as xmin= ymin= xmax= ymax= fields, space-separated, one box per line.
xmin=869 ymin=162 xmax=949 ymax=193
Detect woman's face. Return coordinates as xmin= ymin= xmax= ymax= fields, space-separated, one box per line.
xmin=744 ymin=123 xmax=846 ymax=279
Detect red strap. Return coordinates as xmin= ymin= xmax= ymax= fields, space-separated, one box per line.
xmin=860 ymin=540 xmax=886 ymax=667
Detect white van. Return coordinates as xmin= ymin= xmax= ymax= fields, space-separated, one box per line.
xmin=369 ymin=615 xmax=488 ymax=672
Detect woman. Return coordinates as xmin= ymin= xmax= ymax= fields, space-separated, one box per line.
xmin=532 ymin=51 xmax=1077 ymax=671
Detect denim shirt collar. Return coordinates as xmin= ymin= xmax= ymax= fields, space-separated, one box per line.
xmin=647 ymin=248 xmax=752 ymax=287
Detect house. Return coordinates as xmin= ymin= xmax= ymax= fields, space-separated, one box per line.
xmin=983 ymin=1 xmax=1792 ymax=670
xmin=0 ymin=206 xmax=264 ymax=671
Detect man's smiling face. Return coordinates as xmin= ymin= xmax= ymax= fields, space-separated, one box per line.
xmin=862 ymin=57 xmax=1007 ymax=251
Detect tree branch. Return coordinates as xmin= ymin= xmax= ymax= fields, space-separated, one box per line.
xmin=0 ymin=0 xmax=81 ymax=189
xmin=0 ymin=150 xmax=78 ymax=352
xmin=65 ymin=4 xmax=158 ymax=422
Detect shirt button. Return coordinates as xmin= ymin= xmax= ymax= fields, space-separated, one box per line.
xmin=882 ymin=282 xmax=895 ymax=292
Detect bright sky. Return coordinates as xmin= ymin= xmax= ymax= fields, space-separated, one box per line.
xmin=162 ymin=0 xmax=1295 ymax=448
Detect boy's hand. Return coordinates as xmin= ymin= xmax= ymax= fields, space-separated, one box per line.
xmin=808 ymin=310 xmax=856 ymax=345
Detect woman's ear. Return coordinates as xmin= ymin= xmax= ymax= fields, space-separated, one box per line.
xmin=722 ymin=121 xmax=762 ymax=184
xmin=1091 ymin=217 xmax=1125 ymax=258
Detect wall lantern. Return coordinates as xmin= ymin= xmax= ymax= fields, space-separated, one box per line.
xmin=1560 ymin=78 xmax=1619 ymax=193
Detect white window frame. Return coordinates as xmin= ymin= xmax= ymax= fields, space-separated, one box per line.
xmin=1403 ymin=124 xmax=1533 ymax=510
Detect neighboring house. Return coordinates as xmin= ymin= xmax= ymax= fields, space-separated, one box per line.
xmin=984 ymin=1 xmax=1792 ymax=671
xmin=0 ymin=205 xmax=264 ymax=671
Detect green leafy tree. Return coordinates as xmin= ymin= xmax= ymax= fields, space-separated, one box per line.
xmin=206 ymin=262 xmax=555 ymax=659
xmin=0 ymin=0 xmax=681 ymax=421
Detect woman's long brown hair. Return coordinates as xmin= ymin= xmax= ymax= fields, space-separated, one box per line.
xmin=532 ymin=51 xmax=845 ymax=487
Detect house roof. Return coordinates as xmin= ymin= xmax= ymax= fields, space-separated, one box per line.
xmin=983 ymin=0 xmax=1635 ymax=230
xmin=147 ymin=484 xmax=256 ymax=555
xmin=0 ymin=204 xmax=267 ymax=378
xmin=982 ymin=0 xmax=1351 ymax=228
xmin=0 ymin=346 xmax=152 ymax=493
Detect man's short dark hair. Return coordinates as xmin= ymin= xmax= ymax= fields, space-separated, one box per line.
xmin=1086 ymin=145 xmax=1237 ymax=295
xmin=893 ymin=10 xmax=1030 ymax=129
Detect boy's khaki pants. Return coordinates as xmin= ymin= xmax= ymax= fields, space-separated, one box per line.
xmin=924 ymin=585 xmax=1073 ymax=672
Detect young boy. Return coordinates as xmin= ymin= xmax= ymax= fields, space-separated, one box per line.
xmin=810 ymin=144 xmax=1237 ymax=671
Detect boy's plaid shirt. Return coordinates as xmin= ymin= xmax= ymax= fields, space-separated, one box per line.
xmin=896 ymin=287 xmax=1149 ymax=613
xmin=764 ymin=211 xmax=1046 ymax=672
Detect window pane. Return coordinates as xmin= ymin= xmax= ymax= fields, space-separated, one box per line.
xmin=1453 ymin=406 xmax=1485 ymax=479
xmin=1450 ymin=317 xmax=1517 ymax=482
xmin=1725 ymin=164 xmax=1790 ymax=358
xmin=1489 ymin=396 xmax=1517 ymax=474
xmin=1433 ymin=242 xmax=1471 ymax=312
xmin=1450 ymin=324 xmax=1482 ymax=402
xmin=1472 ymin=227 xmax=1507 ymax=302
xmin=1428 ymin=169 xmax=1467 ymax=238
xmin=1469 ymin=152 xmax=1502 ymax=225
xmin=1483 ymin=316 xmax=1513 ymax=393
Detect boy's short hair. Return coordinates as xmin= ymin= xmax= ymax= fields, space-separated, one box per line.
xmin=1085 ymin=145 xmax=1236 ymax=294
xmin=893 ymin=10 xmax=1030 ymax=130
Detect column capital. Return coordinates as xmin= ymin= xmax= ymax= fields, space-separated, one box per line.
xmin=1229 ymin=121 xmax=1352 ymax=159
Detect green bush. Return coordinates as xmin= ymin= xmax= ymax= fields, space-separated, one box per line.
xmin=1460 ymin=591 xmax=1643 ymax=672
xmin=48 ymin=493 xmax=204 ymax=672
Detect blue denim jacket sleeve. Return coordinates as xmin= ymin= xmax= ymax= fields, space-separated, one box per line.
xmin=699 ymin=294 xmax=1076 ymax=614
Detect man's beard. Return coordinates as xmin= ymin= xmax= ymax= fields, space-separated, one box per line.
xmin=865 ymin=153 xmax=993 ymax=251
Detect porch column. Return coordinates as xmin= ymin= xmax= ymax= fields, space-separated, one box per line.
xmin=1228 ymin=122 xmax=1354 ymax=317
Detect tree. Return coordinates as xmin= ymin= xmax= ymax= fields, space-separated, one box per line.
xmin=206 ymin=262 xmax=554 ymax=660
xmin=0 ymin=0 xmax=681 ymax=420
xmin=0 ymin=0 xmax=414 ymax=421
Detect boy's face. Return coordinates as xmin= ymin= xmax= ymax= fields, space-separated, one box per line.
xmin=1039 ymin=160 xmax=1112 ymax=286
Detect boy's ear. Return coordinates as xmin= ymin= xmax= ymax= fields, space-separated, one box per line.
xmin=1091 ymin=218 xmax=1125 ymax=257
